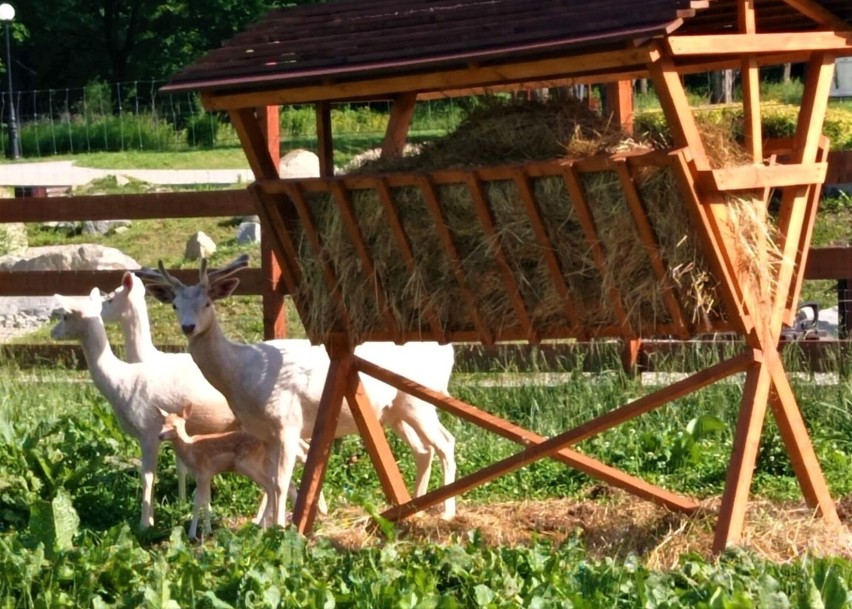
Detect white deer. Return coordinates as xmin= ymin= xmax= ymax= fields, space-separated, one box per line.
xmin=157 ymin=404 xmax=274 ymax=539
xmin=137 ymin=254 xmax=456 ymax=528
xmin=51 ymin=288 xmax=238 ymax=529
xmin=98 ymin=271 xmax=326 ymax=516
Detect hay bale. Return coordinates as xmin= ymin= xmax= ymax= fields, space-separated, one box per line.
xmin=291 ymin=97 xmax=776 ymax=343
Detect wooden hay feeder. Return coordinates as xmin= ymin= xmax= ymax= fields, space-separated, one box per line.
xmin=163 ymin=0 xmax=852 ymax=552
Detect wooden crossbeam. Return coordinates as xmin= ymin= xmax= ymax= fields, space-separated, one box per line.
xmin=373 ymin=178 xmax=447 ymax=343
xmin=283 ymin=182 xmax=355 ymax=336
xmin=707 ymin=163 xmax=828 ymax=191
xmin=512 ymin=169 xmax=583 ymax=333
xmin=330 ymin=183 xmax=402 ymax=342
xmin=372 ymin=351 xmax=757 ymax=521
xmin=562 ymin=166 xmax=634 ymax=334
xmin=418 ymin=175 xmax=494 ymax=345
xmin=667 ymin=32 xmax=852 ymax=56
xmin=353 ymin=357 xmax=699 ymax=513
xmin=464 ymin=172 xmax=539 ymax=342
xmin=614 ymin=160 xmax=690 ymax=338
xmin=779 ymin=0 xmax=852 ymax=30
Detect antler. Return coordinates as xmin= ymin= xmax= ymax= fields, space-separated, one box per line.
xmin=205 ymin=254 xmax=250 ymax=284
xmin=134 ymin=261 xmax=185 ymax=288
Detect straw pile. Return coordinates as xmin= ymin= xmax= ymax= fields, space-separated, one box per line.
xmin=290 ymin=98 xmax=777 ymax=342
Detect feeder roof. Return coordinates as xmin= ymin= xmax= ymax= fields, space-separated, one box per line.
xmin=163 ymin=0 xmax=852 ymax=104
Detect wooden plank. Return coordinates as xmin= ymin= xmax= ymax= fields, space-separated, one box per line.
xmin=293 ymin=352 xmax=352 ymax=534
xmin=767 ymin=353 xmax=840 ymax=524
xmin=562 ymin=166 xmax=633 ymax=334
xmin=667 ymin=32 xmax=852 ymax=56
xmin=647 ymin=51 xmax=710 ymax=171
xmin=203 ymin=47 xmax=653 ymax=109
xmin=381 ymin=92 xmax=417 ymax=159
xmin=229 ymin=108 xmax=280 ymax=179
xmin=377 ymin=350 xmax=758 ymax=521
xmin=512 ymin=169 xmax=582 ymax=332
xmin=283 ymin=182 xmax=355 ymax=336
xmin=343 ymin=365 xmax=412 ymax=507
xmin=0 ymin=268 xmax=264 ymax=297
xmin=330 ymin=182 xmax=402 ymax=341
xmin=712 ymin=361 xmax=772 ymax=552
xmin=604 ymin=80 xmax=634 ymax=135
xmin=418 ymin=175 xmax=493 ymax=345
xmin=259 ymin=105 xmax=287 ymax=340
xmin=353 ymin=356 xmax=699 ymax=514
xmin=778 ymin=0 xmax=852 ymax=30
xmin=708 ymin=162 xmax=828 ymax=190
xmin=614 ymin=160 xmax=690 ymax=338
xmin=316 ymin=101 xmax=335 ymax=178
xmin=670 ymin=151 xmax=752 ymax=335
xmin=738 ymin=0 xmax=762 ymax=164
xmin=805 ymin=247 xmax=852 ymax=280
xmin=464 ymin=172 xmax=538 ymax=342
xmin=374 ymin=177 xmax=447 ymax=343
xmin=0 ymin=189 xmax=254 ymax=223
xmin=771 ymin=53 xmax=836 ymax=335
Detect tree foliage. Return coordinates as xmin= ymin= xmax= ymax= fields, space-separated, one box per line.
xmin=12 ymin=0 xmax=321 ymax=91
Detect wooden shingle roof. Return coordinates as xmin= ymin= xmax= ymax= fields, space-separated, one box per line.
xmin=162 ymin=0 xmax=852 ymax=103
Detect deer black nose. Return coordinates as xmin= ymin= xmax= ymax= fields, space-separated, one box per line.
xmin=181 ymin=324 xmax=196 ymax=335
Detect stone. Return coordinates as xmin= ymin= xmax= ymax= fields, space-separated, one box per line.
xmin=279 ymin=149 xmax=320 ymax=178
xmin=184 ymin=231 xmax=217 ymax=261
xmin=236 ymin=222 xmax=262 ymax=245
xmin=0 ymin=244 xmax=140 ymax=272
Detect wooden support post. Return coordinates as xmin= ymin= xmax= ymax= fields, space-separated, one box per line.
xmin=293 ymin=349 xmax=352 ymax=534
xmin=258 ymin=106 xmax=287 ymax=340
xmin=713 ymin=361 xmax=772 ymax=552
xmin=381 ymin=92 xmax=417 ymax=159
xmin=739 ymin=0 xmax=763 ymax=164
xmin=604 ymin=80 xmax=634 ymax=135
xmin=316 ymin=101 xmax=334 ymax=177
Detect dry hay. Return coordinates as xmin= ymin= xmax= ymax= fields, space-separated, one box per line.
xmin=290 ymin=98 xmax=779 ymax=343
xmin=315 ymin=491 xmax=852 ymax=569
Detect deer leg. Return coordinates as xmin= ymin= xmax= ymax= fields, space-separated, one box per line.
xmin=139 ymin=440 xmax=159 ymax=529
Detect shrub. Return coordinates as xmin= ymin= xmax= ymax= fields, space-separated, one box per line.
xmin=185 ymin=112 xmax=220 ymax=148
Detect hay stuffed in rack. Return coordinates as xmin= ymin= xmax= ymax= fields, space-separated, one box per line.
xmin=289 ymin=97 xmax=778 ymax=344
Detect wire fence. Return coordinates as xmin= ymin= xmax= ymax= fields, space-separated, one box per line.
xmin=0 ymin=79 xmax=469 ymax=158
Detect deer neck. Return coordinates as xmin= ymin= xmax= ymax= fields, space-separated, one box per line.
xmin=78 ymin=317 xmax=128 ymax=399
xmin=121 ymin=298 xmax=159 ymax=362
xmin=186 ymin=313 xmax=240 ymax=402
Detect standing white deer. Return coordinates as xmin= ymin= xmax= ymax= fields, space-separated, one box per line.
xmin=137 ymin=254 xmax=456 ymax=528
xmin=98 ymin=271 xmax=326 ymax=517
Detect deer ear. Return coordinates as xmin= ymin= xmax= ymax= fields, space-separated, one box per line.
xmin=156 ymin=407 xmax=170 ymax=419
xmin=182 ymin=404 xmax=193 ymax=419
xmin=122 ymin=272 xmax=134 ymax=290
xmin=145 ymin=283 xmax=176 ymax=305
xmin=208 ymin=277 xmax=240 ymax=301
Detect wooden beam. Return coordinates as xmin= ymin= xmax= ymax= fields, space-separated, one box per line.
xmin=293 ymin=351 xmax=351 ymax=534
xmin=667 ymin=32 xmax=852 ymax=56
xmin=203 ymin=48 xmax=653 ymax=109
xmin=713 ymin=361 xmax=772 ymax=552
xmin=604 ymin=80 xmax=634 ymax=135
xmin=258 ymin=105 xmax=287 ymax=340
xmin=738 ymin=0 xmax=762 ymax=164
xmin=229 ymin=108 xmax=279 ymax=179
xmin=778 ymin=0 xmax=852 ymax=30
xmin=381 ymin=92 xmax=417 ymax=159
xmin=355 ymin=355 xmax=698 ymax=513
xmin=0 ymin=189 xmax=254 ymax=223
xmin=707 ymin=162 xmax=827 ymax=191
xmin=316 ymin=101 xmax=334 ymax=177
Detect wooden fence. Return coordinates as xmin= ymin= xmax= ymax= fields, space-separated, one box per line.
xmin=1 ymin=181 xmax=850 ymax=371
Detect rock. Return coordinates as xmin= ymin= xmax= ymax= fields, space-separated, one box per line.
xmin=236 ymin=221 xmax=261 ymax=245
xmin=184 ymin=231 xmax=217 ymax=261
xmin=279 ymin=149 xmax=320 ymax=178
xmin=81 ymin=219 xmax=132 ymax=236
xmin=0 ymin=244 xmax=140 ymax=272
xmin=0 ymin=223 xmax=28 ymax=256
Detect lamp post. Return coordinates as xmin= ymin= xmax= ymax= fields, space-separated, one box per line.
xmin=0 ymin=3 xmax=19 ymax=160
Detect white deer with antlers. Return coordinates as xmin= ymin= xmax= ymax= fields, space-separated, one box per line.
xmin=137 ymin=254 xmax=456 ymax=527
